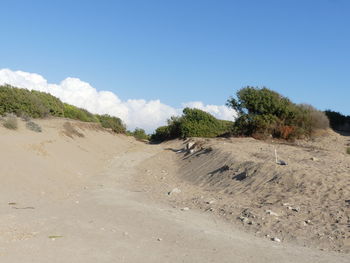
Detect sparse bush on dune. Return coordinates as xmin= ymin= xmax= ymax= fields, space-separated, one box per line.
xmin=63 ymin=103 xmax=99 ymax=122
xmin=151 ymin=126 xmax=171 ymax=141
xmin=63 ymin=122 xmax=84 ymax=138
xmin=151 ymin=108 xmax=233 ymax=142
xmin=96 ymin=114 xmax=126 ymax=134
xmin=31 ymin=90 xmax=65 ymax=117
xmin=26 ymin=121 xmax=42 ymax=132
xmin=179 ymin=108 xmax=232 ymax=138
xmin=2 ymin=114 xmax=18 ymax=130
xmin=325 ymin=110 xmax=350 ymax=131
xmin=0 ymin=85 xmax=127 ymax=134
xmin=131 ymin=128 xmax=150 ymax=141
xmin=0 ymin=85 xmax=54 ymax=118
xmin=226 ymin=86 xmax=329 ymax=140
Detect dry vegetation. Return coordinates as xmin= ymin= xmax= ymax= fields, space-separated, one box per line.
xmin=2 ymin=114 xmax=18 ymax=130
xmin=62 ymin=122 xmax=85 ymax=138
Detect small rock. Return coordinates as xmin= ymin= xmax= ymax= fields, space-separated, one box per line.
xmin=168 ymin=188 xmax=181 ymax=195
xmin=282 ymin=203 xmax=291 ymax=206
xmin=292 ymin=207 xmax=300 ymax=212
xmin=311 ymin=157 xmax=318 ymax=161
xmin=277 ymin=160 xmax=288 ymax=166
xmin=242 ymin=218 xmax=249 ymax=224
xmin=272 ymin=237 xmax=281 ymax=242
xmin=206 ymin=200 xmax=215 ymax=205
xmin=239 ymin=216 xmax=250 ymax=224
xmin=209 ymin=207 xmax=214 ymax=212
xmin=186 ymin=142 xmax=195 ymax=150
xmin=157 ymin=238 xmax=162 ymax=241
xmin=266 ymin=210 xmax=279 ymax=217
xmin=181 ymin=207 xmax=190 ymax=211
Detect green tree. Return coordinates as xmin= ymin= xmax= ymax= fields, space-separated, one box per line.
xmin=227 ymin=87 xmax=329 ymax=139
xmin=151 ymin=108 xmax=233 ymax=141
xmin=96 ymin=114 xmax=126 ymax=133
xmin=132 ymin=128 xmax=149 ymax=140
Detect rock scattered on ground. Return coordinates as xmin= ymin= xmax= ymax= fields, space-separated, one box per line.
xmin=168 ymin=188 xmax=181 ymax=195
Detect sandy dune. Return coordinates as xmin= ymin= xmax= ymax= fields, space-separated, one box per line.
xmin=0 ymin=118 xmax=348 ymax=262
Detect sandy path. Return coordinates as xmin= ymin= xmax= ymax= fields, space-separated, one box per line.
xmin=0 ymin=140 xmax=348 ymax=263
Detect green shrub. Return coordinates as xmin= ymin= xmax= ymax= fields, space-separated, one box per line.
xmin=132 ymin=128 xmax=149 ymax=140
xmin=0 ymin=85 xmax=128 ymax=134
xmin=151 ymin=108 xmax=233 ymax=141
xmin=32 ymin=90 xmax=65 ymax=117
xmin=3 ymin=114 xmax=18 ymax=130
xmin=151 ymin=126 xmax=171 ymax=141
xmin=346 ymin=147 xmax=350 ymax=155
xmin=179 ymin=108 xmax=232 ymax=138
xmin=63 ymin=104 xmax=98 ymax=122
xmin=26 ymin=121 xmax=42 ymax=132
xmin=96 ymin=114 xmax=126 ymax=134
xmin=227 ymin=87 xmax=329 ymax=139
xmin=325 ymin=110 xmax=350 ymax=130
xmin=0 ymin=85 xmax=50 ymax=117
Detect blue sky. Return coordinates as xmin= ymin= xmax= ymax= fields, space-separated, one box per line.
xmin=0 ymin=0 xmax=349 ymax=119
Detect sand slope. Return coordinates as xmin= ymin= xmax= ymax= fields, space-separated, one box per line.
xmin=0 ymin=118 xmax=348 ymax=262
xmin=136 ymin=132 xmax=350 ymax=253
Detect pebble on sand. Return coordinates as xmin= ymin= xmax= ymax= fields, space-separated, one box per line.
xmin=168 ymin=188 xmax=181 ymax=195
xmin=271 ymin=237 xmax=281 ymax=242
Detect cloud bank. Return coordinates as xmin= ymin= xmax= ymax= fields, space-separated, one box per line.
xmin=0 ymin=69 xmax=236 ymax=132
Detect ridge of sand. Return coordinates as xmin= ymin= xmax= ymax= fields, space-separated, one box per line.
xmin=136 ymin=131 xmax=350 ymax=254
xmin=0 ymin=118 xmax=348 ymax=262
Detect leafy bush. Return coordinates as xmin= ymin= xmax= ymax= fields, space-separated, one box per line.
xmin=151 ymin=126 xmax=171 ymax=141
xmin=0 ymin=85 xmax=127 ymax=134
xmin=31 ymin=90 xmax=65 ymax=117
xmin=26 ymin=121 xmax=42 ymax=132
xmin=325 ymin=110 xmax=350 ymax=130
xmin=151 ymin=108 xmax=233 ymax=141
xmin=347 ymin=147 xmax=350 ymax=155
xmin=63 ymin=104 xmax=98 ymax=122
xmin=3 ymin=114 xmax=18 ymax=130
xmin=96 ymin=114 xmax=126 ymax=134
xmin=0 ymin=85 xmax=68 ymax=118
xmin=132 ymin=128 xmax=149 ymax=140
xmin=227 ymin=87 xmax=329 ymax=139
xmin=179 ymin=108 xmax=232 ymax=138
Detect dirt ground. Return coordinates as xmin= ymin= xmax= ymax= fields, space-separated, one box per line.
xmin=135 ymin=131 xmax=350 ymax=254
xmin=0 ymin=118 xmax=348 ymax=262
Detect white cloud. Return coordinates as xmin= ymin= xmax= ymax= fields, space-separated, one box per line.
xmin=182 ymin=101 xmax=237 ymax=121
xmin=0 ymin=68 xmax=236 ymax=132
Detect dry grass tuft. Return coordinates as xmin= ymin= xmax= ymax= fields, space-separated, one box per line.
xmin=62 ymin=122 xmax=84 ymax=138
xmin=26 ymin=121 xmax=42 ymax=132
xmin=3 ymin=114 xmax=18 ymax=130
xmin=346 ymin=147 xmax=350 ymax=155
